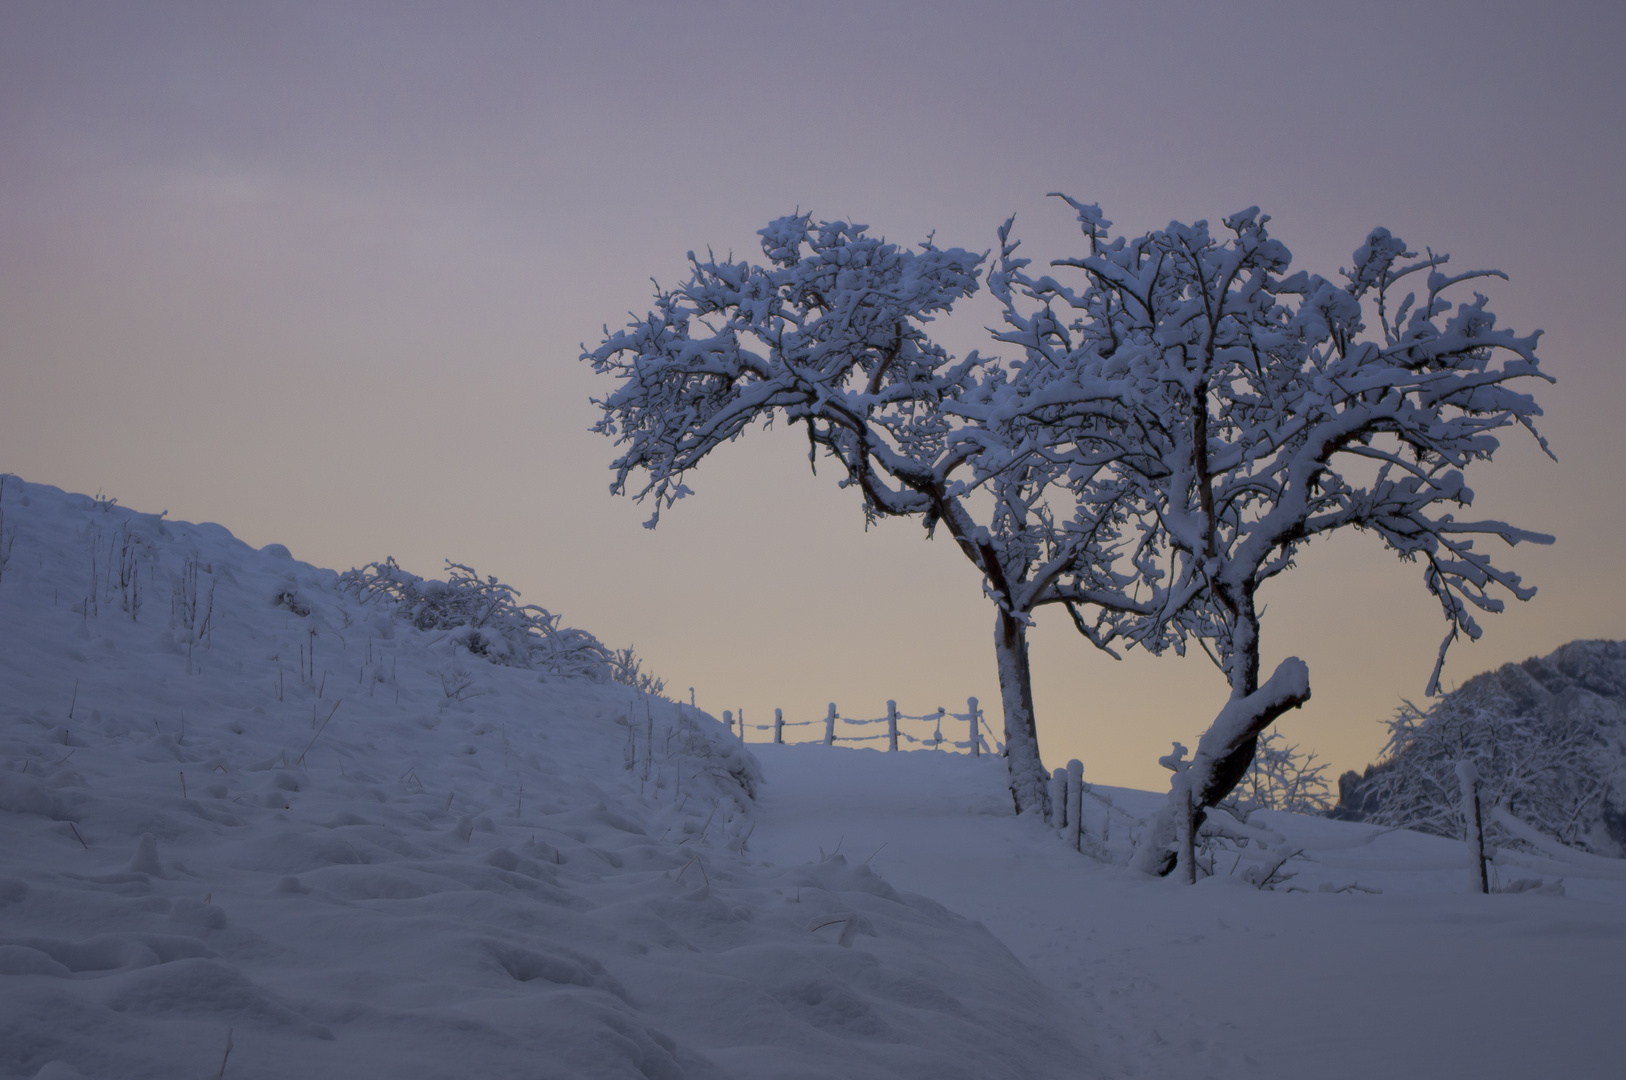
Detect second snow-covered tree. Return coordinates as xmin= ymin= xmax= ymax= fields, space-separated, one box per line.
xmin=989 ymin=198 xmax=1554 ymax=877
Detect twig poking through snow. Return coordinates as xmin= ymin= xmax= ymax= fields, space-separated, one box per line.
xmin=214 ymin=1028 xmax=234 ymax=1080
xmin=295 ymin=700 xmax=342 ymax=765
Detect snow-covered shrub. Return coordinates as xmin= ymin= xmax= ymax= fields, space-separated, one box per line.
xmin=1221 ymin=731 xmax=1333 ymax=816
xmin=607 ymin=646 xmax=666 ymax=696
xmin=1347 ymin=693 xmax=1617 ymax=856
xmin=339 ymin=557 xmax=665 ymax=692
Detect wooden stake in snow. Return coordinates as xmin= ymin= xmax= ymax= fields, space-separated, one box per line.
xmin=824 ymin=703 xmax=837 ymax=746
xmin=1456 ymin=760 xmax=1490 ymax=894
xmin=1050 ymin=767 xmax=1068 ymax=829
xmin=1179 ymin=784 xmax=1197 ymax=885
xmin=967 ymin=697 xmax=980 ymax=757
xmin=1066 ymin=760 xmax=1084 ymax=853
xmin=774 ymin=708 xmax=784 ymax=744
xmin=886 ymin=701 xmax=897 ymax=752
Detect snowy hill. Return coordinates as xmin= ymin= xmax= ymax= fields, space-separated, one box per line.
xmin=3 ymin=476 xmax=1626 ymax=1080
xmin=0 ymin=478 xmax=1079 ymax=1079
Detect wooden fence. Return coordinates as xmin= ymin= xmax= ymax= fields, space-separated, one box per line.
xmin=720 ymin=699 xmax=996 ymax=756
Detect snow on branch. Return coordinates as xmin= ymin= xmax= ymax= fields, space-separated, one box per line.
xmin=583 ymin=215 xmax=986 ymax=528
xmin=990 ymin=203 xmax=1553 ymax=697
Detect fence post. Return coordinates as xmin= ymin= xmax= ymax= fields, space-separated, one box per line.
xmin=967 ymin=697 xmax=980 ymax=757
xmin=1050 ymin=767 xmax=1068 ymax=828
xmin=886 ymin=700 xmax=898 ymax=752
xmin=1456 ymin=760 xmax=1489 ymax=894
xmin=723 ymin=710 xmax=733 ymax=737
xmin=1066 ymin=759 xmax=1084 ymax=852
xmin=1179 ymin=783 xmax=1196 ymax=885
xmin=774 ymin=708 xmax=784 ymax=744
xmin=738 ymin=707 xmax=746 ymax=743
xmin=824 ymin=703 xmax=837 ymax=746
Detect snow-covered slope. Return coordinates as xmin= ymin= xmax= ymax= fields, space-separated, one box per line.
xmin=5 ymin=475 xmax=1625 ymax=1080
xmin=0 ymin=478 xmax=1082 ymax=1080
xmin=749 ymin=746 xmax=1626 ymax=1080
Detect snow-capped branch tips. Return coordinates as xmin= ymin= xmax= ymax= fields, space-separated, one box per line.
xmin=583 ymin=200 xmax=1554 ymax=857
xmin=339 ymin=558 xmax=664 ymax=694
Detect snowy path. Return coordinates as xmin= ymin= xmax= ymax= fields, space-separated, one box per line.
xmin=748 ymin=743 xmax=1626 ymax=1080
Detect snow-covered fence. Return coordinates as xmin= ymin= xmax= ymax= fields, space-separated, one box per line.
xmin=1050 ymin=759 xmax=1154 ymax=864
xmin=723 ymin=698 xmax=995 ymax=755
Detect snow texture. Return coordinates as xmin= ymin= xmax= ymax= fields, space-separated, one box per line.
xmin=1 ymin=475 xmax=1622 ymax=1079
xmin=0 ymin=478 xmax=1078 ymax=1079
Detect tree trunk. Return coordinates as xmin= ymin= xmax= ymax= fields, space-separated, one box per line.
xmin=1130 ymin=645 xmax=1311 ymax=878
xmin=1178 ymin=785 xmax=1197 ymax=885
xmin=994 ymin=608 xmax=1050 ymax=817
xmin=1201 ymin=601 xmax=1264 ymax=809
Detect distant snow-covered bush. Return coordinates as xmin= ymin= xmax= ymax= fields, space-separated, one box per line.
xmin=1335 ymin=641 xmax=1626 ymax=858
xmin=339 ymin=558 xmax=665 ymax=693
xmin=1351 ymin=697 xmax=1616 ymax=855
xmin=1221 ymin=731 xmax=1333 ymax=816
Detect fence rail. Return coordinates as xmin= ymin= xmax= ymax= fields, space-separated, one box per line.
xmin=720 ymin=698 xmax=998 ymax=756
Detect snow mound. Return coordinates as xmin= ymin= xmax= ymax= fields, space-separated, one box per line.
xmin=0 ymin=477 xmax=1083 ymax=1079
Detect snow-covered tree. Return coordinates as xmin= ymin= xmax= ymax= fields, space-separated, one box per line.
xmin=988 ymin=198 xmax=1554 ymax=878
xmin=584 ymin=215 xmax=1150 ymax=815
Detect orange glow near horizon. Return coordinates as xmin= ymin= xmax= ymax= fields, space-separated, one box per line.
xmin=3 ymin=1 xmax=1622 ymax=791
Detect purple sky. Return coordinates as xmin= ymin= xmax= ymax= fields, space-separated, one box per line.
xmin=3 ymin=0 xmax=1623 ymax=788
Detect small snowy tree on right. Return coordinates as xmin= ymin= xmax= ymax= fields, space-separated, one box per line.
xmin=991 ymin=199 xmax=1556 ymax=879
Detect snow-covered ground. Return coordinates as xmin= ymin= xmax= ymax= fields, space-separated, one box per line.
xmin=750 ymin=746 xmax=1626 ymax=1079
xmin=1 ymin=476 xmax=1622 ymax=1079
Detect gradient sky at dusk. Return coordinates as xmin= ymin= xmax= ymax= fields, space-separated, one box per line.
xmin=3 ymin=0 xmax=1623 ymax=788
